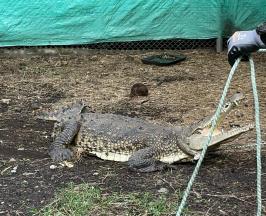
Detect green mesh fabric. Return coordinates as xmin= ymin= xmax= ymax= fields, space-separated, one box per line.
xmin=0 ymin=0 xmax=266 ymax=46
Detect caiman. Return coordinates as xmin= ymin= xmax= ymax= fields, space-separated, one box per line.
xmin=37 ymin=93 xmax=253 ymax=172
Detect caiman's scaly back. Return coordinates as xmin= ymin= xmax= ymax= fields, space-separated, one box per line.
xmin=37 ymin=93 xmax=253 ymax=172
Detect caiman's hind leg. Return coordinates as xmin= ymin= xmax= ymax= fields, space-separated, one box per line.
xmin=49 ymin=121 xmax=80 ymax=162
xmin=128 ymin=147 xmax=176 ymax=172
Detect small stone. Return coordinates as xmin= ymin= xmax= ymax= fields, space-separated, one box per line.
xmin=9 ymin=158 xmax=16 ymax=162
xmin=235 ymin=111 xmax=244 ymax=118
xmin=31 ymin=102 xmax=40 ymax=110
xmin=156 ymin=179 xmax=163 ymax=185
xmin=93 ymin=172 xmax=99 ymax=176
xmin=14 ymin=107 xmax=22 ymax=112
xmin=130 ymin=83 xmax=149 ymax=97
xmin=59 ymin=162 xmax=65 ymax=167
xmin=219 ymin=210 xmax=227 ymax=215
xmin=158 ymin=187 xmax=169 ymax=194
xmin=22 ymin=172 xmax=35 ymax=176
xmin=11 ymin=166 xmax=18 ymax=173
xmin=90 ymin=55 xmax=98 ymax=61
xmin=49 ymin=165 xmax=57 ymax=170
xmin=43 ymin=49 xmax=57 ymax=54
xmin=63 ymin=161 xmax=74 ymax=168
xmin=1 ymin=202 xmax=4 ymax=205
xmin=18 ymin=148 xmax=25 ymax=151
xmin=1 ymin=99 xmax=11 ymax=104
xmin=194 ymin=153 xmax=200 ymax=160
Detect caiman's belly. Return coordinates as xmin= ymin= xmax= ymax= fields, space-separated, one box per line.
xmin=89 ymin=151 xmax=131 ymax=162
xmin=74 ymin=132 xmax=191 ymax=164
xmin=88 ymin=150 xmax=190 ymax=164
xmin=74 ymin=132 xmax=143 ymax=162
xmin=74 ymin=114 xmax=188 ymax=163
xmin=75 ymin=148 xmax=190 ymax=164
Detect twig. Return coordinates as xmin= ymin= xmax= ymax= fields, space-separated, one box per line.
xmin=205 ymin=193 xmax=253 ymax=205
xmin=1 ymin=166 xmax=12 ymax=175
xmin=206 ymin=201 xmax=219 ymax=216
xmin=158 ymin=177 xmax=177 ymax=193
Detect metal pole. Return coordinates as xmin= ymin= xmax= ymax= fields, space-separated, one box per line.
xmin=216 ymin=37 xmax=223 ymax=53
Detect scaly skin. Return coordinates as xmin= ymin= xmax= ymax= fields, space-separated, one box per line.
xmin=37 ymin=93 xmax=253 ymax=172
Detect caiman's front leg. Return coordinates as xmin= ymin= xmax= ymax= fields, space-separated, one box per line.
xmin=128 ymin=147 xmax=176 ymax=172
xmin=49 ymin=121 xmax=80 ymax=162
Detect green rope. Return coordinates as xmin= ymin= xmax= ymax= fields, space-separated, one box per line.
xmin=176 ymin=58 xmax=241 ymax=216
xmin=249 ymin=57 xmax=262 ymax=216
xmin=176 ymin=57 xmax=263 ymax=216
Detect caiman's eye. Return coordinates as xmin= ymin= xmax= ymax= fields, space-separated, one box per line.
xmin=194 ymin=129 xmax=202 ymax=134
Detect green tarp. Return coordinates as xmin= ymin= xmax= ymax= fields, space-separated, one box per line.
xmin=1 ymin=0 xmax=266 ymax=46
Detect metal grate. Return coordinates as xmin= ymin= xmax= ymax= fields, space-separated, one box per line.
xmin=0 ymin=39 xmax=221 ymax=50
xmin=0 ymin=38 xmax=230 ymax=53
xmin=82 ymin=38 xmax=217 ymax=50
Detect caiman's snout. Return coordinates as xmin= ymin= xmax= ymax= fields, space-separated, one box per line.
xmin=188 ymin=123 xmax=254 ymax=151
xmin=187 ymin=92 xmax=252 ymax=152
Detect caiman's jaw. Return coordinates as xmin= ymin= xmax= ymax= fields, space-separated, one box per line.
xmin=215 ymin=92 xmax=245 ymax=128
xmin=188 ymin=124 xmax=254 ymax=151
xmin=195 ymin=92 xmax=245 ymax=132
xmin=186 ymin=92 xmax=253 ymax=151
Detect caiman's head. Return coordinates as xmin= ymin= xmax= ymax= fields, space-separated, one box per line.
xmin=186 ymin=93 xmax=254 ymax=151
xmin=36 ymin=100 xmax=89 ymax=122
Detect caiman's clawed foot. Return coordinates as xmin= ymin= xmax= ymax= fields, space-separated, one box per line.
xmin=48 ymin=121 xmax=80 ymax=162
xmin=49 ymin=147 xmax=73 ymax=162
xmin=128 ymin=147 xmax=177 ymax=172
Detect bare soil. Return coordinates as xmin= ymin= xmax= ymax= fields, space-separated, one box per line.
xmin=0 ymin=48 xmax=266 ymax=215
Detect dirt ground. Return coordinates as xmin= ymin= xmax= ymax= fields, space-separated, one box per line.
xmin=0 ymin=48 xmax=266 ymax=215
